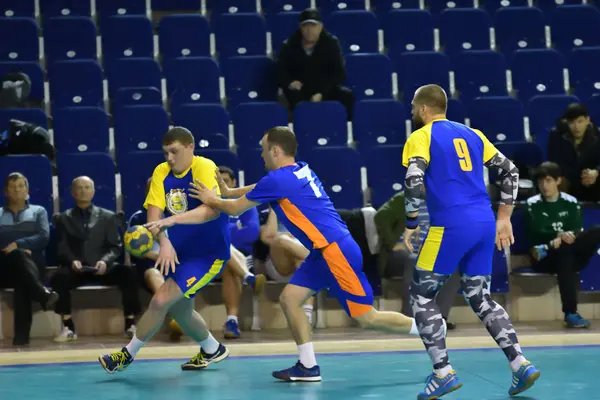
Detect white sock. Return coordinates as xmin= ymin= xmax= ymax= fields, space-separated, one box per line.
xmin=227 ymin=315 xmax=238 ymax=323
xmin=198 ymin=333 xmax=220 ymax=355
xmin=435 ymin=365 xmax=453 ymax=378
xmin=125 ymin=334 xmax=145 ymax=358
xmin=298 ymin=342 xmax=317 ymax=368
xmin=409 ymin=318 xmax=419 ymax=335
xmin=302 ymin=304 xmax=313 ymax=325
xmin=510 ymin=355 xmax=528 ymax=372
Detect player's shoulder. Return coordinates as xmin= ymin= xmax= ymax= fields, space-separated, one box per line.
xmin=526 ymin=194 xmax=543 ymax=206
xmin=559 ymin=192 xmax=579 ymax=204
xmin=192 ymin=155 xmax=218 ymax=170
xmin=152 ymin=162 xmax=171 ymax=179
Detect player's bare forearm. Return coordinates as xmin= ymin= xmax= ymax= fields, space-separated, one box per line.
xmin=227 ymin=184 xmax=256 ymax=198
xmin=404 ymin=157 xmax=428 ymax=228
xmin=205 ymin=195 xmax=259 ymax=217
xmin=497 ymin=204 xmax=514 ymax=220
xmin=171 ymin=205 xmax=220 ymax=225
xmin=147 ymin=205 xmax=167 ymax=241
xmin=485 ymin=151 xmax=519 ymax=207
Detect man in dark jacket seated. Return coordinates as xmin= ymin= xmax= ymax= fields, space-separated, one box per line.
xmin=277 ymin=8 xmax=355 ymax=119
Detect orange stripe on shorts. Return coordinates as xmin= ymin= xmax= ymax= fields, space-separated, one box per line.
xmin=321 ymin=242 xmax=366 ymax=297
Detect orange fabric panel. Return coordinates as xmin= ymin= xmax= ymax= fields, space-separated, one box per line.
xmin=278 ymin=198 xmax=329 ymax=248
xmin=322 ymin=241 xmax=366 ymax=297
xmin=346 ymin=300 xmax=372 ymax=317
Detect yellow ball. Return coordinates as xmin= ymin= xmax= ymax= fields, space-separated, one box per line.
xmin=124 ymin=225 xmax=154 ymax=257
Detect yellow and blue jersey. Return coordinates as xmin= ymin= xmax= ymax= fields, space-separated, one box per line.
xmin=402 ymin=118 xmax=498 ymax=226
xmin=144 ymin=156 xmax=231 ymax=261
xmin=245 ymin=162 xmax=350 ymax=250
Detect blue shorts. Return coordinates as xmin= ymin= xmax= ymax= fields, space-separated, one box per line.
xmin=167 ymin=257 xmax=227 ymax=298
xmin=416 ymin=219 xmax=496 ymax=276
xmin=290 ymin=234 xmax=374 ymax=318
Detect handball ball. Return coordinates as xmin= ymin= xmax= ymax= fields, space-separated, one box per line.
xmin=124 ymin=225 xmax=154 ymax=257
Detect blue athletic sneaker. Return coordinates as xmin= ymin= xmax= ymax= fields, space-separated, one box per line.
xmin=98 ymin=347 xmax=133 ymax=374
xmin=181 ymin=343 xmax=230 ymax=371
xmin=417 ymin=371 xmax=462 ymax=400
xmin=272 ymin=361 xmax=321 ymax=382
xmin=245 ymin=273 xmax=266 ymax=294
xmin=565 ymin=313 xmax=591 ymax=328
xmin=509 ymin=361 xmax=540 ymax=396
xmin=223 ymin=319 xmax=241 ymax=339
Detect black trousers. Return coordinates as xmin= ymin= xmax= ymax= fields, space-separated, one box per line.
xmin=283 ymin=85 xmax=355 ymax=120
xmin=51 ymin=264 xmax=141 ymax=317
xmin=0 ymin=249 xmax=47 ymax=343
xmin=533 ymin=226 xmax=600 ymax=314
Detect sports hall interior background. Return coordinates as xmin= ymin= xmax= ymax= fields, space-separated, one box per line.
xmin=1 ymin=0 xmax=600 ymax=371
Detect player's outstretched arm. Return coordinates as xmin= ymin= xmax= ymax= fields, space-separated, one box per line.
xmin=226 ymin=184 xmax=256 ymax=198
xmin=145 ymin=204 xmax=220 ymax=231
xmin=189 ymin=179 xmax=260 ymax=217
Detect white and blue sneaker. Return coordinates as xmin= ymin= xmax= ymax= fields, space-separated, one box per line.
xmin=272 ymin=361 xmax=321 ymax=382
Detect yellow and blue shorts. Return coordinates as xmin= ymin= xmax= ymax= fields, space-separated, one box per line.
xmin=167 ymin=257 xmax=227 ymax=298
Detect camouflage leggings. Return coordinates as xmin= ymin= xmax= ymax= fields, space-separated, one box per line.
xmin=410 ymin=269 xmax=523 ymax=370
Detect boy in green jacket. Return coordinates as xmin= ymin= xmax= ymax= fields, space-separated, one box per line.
xmin=526 ymin=162 xmax=600 ymax=328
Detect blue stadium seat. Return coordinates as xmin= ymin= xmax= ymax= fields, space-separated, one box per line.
xmin=2 ymin=0 xmax=35 ymax=17
xmin=383 ymin=10 xmax=434 ymax=53
xmin=551 ymin=5 xmax=600 ymax=55
xmin=494 ymin=142 xmax=544 ymax=177
xmin=120 ymin=151 xmax=166 ymax=217
xmin=510 ymin=206 xmax=529 ymax=255
xmin=0 ymin=155 xmax=53 ymax=214
xmin=214 ymin=13 xmax=267 ymax=58
xmin=0 ymin=108 xmax=48 ymax=132
xmin=494 ymin=7 xmax=546 ymax=62
xmin=318 ymin=0 xmax=367 ymax=14
xmin=537 ymin=0 xmax=586 ymax=21
xmin=304 ymin=147 xmax=363 ymax=209
xmin=447 ymin=98 xmax=466 ymax=123
xmin=53 ymin=107 xmax=110 ymax=153
xmin=527 ymin=94 xmax=579 ymax=157
xmin=345 ymin=54 xmax=393 ymax=100
xmin=159 ymin=15 xmax=211 ymax=62
xmin=105 ymin=58 xmax=161 ymax=98
xmin=57 ymin=153 xmax=116 ymax=211
xmin=0 ymin=18 xmax=39 ymax=61
xmin=196 ymin=149 xmax=239 ymax=172
xmin=569 ymin=47 xmax=600 ymax=101
xmin=48 ymin=60 xmax=104 ymax=109
xmin=426 ymin=0 xmax=476 ymax=19
xmin=439 ymin=9 xmax=491 ymax=60
xmin=151 ymin=0 xmax=200 ymax=10
xmin=589 ymin=93 xmax=600 ymax=125
xmin=366 ymin=145 xmax=406 ymax=208
xmin=232 ymin=102 xmax=289 ymax=149
xmin=511 ymin=49 xmax=566 ymax=101
xmin=43 ymin=17 xmax=97 ymax=65
xmin=353 ymin=100 xmax=406 ymax=154
xmin=294 ymin=101 xmax=348 ymax=148
xmin=164 ymin=57 xmax=220 ymax=101
xmin=0 ymin=62 xmax=44 ymax=103
xmin=113 ymin=105 xmax=169 ymax=159
xmin=39 ymin=0 xmax=92 ymax=18
xmin=327 ymin=11 xmax=378 ymax=54
xmin=393 ymin=51 xmax=450 ymax=106
xmin=239 ymin=147 xmax=265 ymax=185
xmin=270 ymin=11 xmax=301 ymax=55
xmin=114 ymin=87 xmax=162 ymax=108
xmin=454 ymin=50 xmax=508 ymax=104
xmin=483 ymin=0 xmax=529 ymax=14
xmin=102 ymin=16 xmax=153 ymax=62
xmin=213 ymin=0 xmax=257 ymax=14
xmin=171 ymin=104 xmax=230 ymax=150
xmin=373 ymin=0 xmax=420 ymax=20
xmin=96 ymin=0 xmax=147 ymax=24
xmin=222 ymin=56 xmax=278 ymax=109
xmin=262 ymin=0 xmax=311 ymax=14
xmin=468 ymin=96 xmax=525 ymax=142
xmin=580 ymin=207 xmax=600 ymax=291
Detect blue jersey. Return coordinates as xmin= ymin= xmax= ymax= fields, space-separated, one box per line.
xmin=228 ymin=208 xmax=259 ymax=254
xmin=144 ymin=156 xmax=231 ymax=260
xmin=402 ymin=119 xmax=498 ymax=226
xmin=246 ymin=162 xmax=350 ymax=250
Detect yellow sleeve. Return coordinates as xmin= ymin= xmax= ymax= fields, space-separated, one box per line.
xmin=402 ymin=129 xmax=431 ymax=167
xmin=472 ymin=129 xmax=498 ymax=163
xmin=143 ymin=163 xmax=169 ymax=210
xmin=192 ymin=156 xmax=220 ymax=197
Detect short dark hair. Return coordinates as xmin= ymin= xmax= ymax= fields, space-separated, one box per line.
xmin=413 ymin=84 xmax=448 ymax=113
xmin=218 ymin=166 xmax=235 ymax=181
xmin=563 ymin=103 xmax=589 ymax=122
xmin=4 ymin=172 xmax=28 ymax=189
xmin=162 ymin=126 xmax=194 ymax=146
xmin=534 ymin=162 xmax=562 ymax=181
xmin=265 ymin=126 xmax=297 ymax=157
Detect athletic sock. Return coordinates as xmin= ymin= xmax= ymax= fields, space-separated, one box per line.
xmin=298 ymin=342 xmax=317 ymax=368
xmin=302 ymin=304 xmax=314 ymax=325
xmin=198 ymin=333 xmax=220 ymax=355
xmin=227 ymin=315 xmax=238 ymax=323
xmin=510 ymin=355 xmax=528 ymax=372
xmin=435 ymin=365 xmax=453 ymax=378
xmin=125 ymin=334 xmax=145 ymax=358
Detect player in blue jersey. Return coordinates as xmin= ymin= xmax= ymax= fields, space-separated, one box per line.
xmin=163 ymin=126 xmax=423 ymax=382
xmin=99 ymin=127 xmax=231 ymax=373
xmin=401 ymin=85 xmax=540 ymax=399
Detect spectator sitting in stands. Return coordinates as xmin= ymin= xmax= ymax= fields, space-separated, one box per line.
xmin=51 ymin=176 xmax=141 ymax=342
xmin=277 ymin=8 xmax=355 ymax=119
xmin=547 ymin=103 xmax=600 ymax=202
xmin=0 ymin=172 xmax=57 ymax=346
xmin=525 ymin=161 xmax=600 ymax=329
xmin=374 ymin=192 xmax=459 ymax=329
xmin=218 ymin=166 xmax=265 ymax=339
